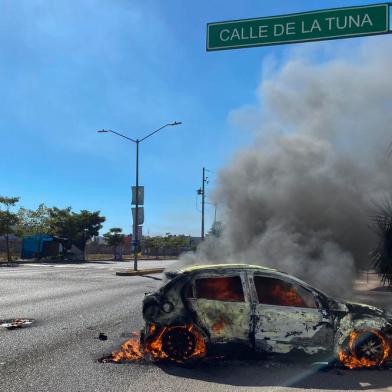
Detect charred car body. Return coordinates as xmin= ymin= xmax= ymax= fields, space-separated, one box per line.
xmin=141 ymin=264 xmax=392 ymax=367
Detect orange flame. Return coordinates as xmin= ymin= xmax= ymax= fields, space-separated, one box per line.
xmin=270 ymin=285 xmax=306 ymax=307
xmin=196 ymin=277 xmax=244 ymax=302
xmin=212 ymin=319 xmax=226 ymax=334
xmin=339 ymin=329 xmax=391 ymax=369
xmin=111 ymin=332 xmax=143 ymax=362
xmin=109 ymin=324 xmax=206 ymax=363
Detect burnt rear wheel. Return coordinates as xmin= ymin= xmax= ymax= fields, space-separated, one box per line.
xmin=352 ymin=332 xmax=385 ymax=364
xmin=161 ymin=326 xmax=197 ymax=362
xmin=339 ymin=330 xmax=390 ymax=369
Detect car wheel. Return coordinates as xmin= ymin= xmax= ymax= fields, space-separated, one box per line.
xmin=161 ymin=325 xmax=205 ymax=362
xmin=352 ymin=331 xmax=386 ymax=364
xmin=340 ymin=330 xmax=389 ymax=368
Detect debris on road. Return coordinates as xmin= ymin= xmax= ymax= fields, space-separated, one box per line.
xmin=0 ymin=318 xmax=35 ymax=330
xmin=98 ymin=333 xmax=108 ymax=341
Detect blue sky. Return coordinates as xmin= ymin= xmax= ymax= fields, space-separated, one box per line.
xmin=0 ymin=0 xmax=389 ymax=236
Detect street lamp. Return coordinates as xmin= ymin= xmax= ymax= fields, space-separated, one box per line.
xmin=98 ymin=121 xmax=182 ymax=271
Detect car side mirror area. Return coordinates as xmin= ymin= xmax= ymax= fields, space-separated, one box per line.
xmin=315 ymin=296 xmax=334 ymax=325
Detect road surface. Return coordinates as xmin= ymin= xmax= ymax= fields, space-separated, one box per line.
xmin=1 ymin=261 xmax=391 ymax=392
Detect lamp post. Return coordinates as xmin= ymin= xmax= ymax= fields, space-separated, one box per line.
xmin=98 ymin=121 xmax=182 ymax=271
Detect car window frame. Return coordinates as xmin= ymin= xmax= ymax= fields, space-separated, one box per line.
xmin=249 ymin=272 xmax=322 ymax=310
xmin=185 ymin=271 xmax=251 ymax=304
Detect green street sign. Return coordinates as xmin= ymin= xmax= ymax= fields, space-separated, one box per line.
xmin=207 ymin=3 xmax=390 ymax=51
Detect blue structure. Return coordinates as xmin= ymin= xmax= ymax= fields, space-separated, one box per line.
xmin=21 ymin=234 xmax=63 ymax=260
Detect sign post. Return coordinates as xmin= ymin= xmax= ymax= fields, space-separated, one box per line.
xmin=207 ymin=4 xmax=390 ymax=51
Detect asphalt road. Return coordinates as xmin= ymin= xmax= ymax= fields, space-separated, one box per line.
xmin=1 ymin=261 xmax=392 ymax=392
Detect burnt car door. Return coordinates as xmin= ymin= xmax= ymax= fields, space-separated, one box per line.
xmin=250 ymin=274 xmax=334 ymax=355
xmin=185 ymin=271 xmax=252 ymax=344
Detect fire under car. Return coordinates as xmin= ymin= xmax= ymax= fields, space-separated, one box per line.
xmin=140 ymin=264 xmax=392 ymax=368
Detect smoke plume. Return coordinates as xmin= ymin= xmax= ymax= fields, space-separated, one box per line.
xmin=180 ymin=39 xmax=392 ymax=296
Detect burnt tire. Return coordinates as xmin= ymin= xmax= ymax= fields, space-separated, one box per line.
xmin=340 ymin=330 xmax=389 ymax=369
xmin=161 ymin=326 xmax=197 ymax=362
xmin=352 ymin=332 xmax=385 ymax=364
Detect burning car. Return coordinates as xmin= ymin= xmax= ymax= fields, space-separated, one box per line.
xmin=140 ymin=264 xmax=392 ymax=368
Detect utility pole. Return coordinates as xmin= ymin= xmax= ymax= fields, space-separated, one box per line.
xmin=201 ymin=167 xmax=206 ymax=240
xmin=197 ymin=167 xmax=209 ymax=240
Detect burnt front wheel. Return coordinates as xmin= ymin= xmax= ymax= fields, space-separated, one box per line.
xmin=161 ymin=326 xmax=206 ymax=362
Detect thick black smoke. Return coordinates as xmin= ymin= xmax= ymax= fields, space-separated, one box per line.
xmin=180 ymin=40 xmax=392 ymax=296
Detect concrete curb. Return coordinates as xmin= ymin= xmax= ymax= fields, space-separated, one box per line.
xmin=115 ymin=268 xmax=164 ymax=276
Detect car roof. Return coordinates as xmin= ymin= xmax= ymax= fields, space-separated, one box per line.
xmin=177 ymin=263 xmax=277 ymax=274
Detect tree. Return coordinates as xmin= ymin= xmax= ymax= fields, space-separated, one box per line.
xmin=48 ymin=207 xmax=106 ymax=260
xmin=0 ymin=196 xmax=20 ymax=262
xmin=142 ymin=233 xmax=193 ymax=258
xmin=16 ymin=203 xmax=51 ymax=236
xmin=207 ymin=221 xmax=223 ymax=238
xmin=163 ymin=233 xmax=189 ymax=255
xmin=103 ymin=228 xmax=125 ymax=260
xmin=143 ymin=235 xmax=165 ymax=259
xmin=371 ymin=199 xmax=392 ymax=287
